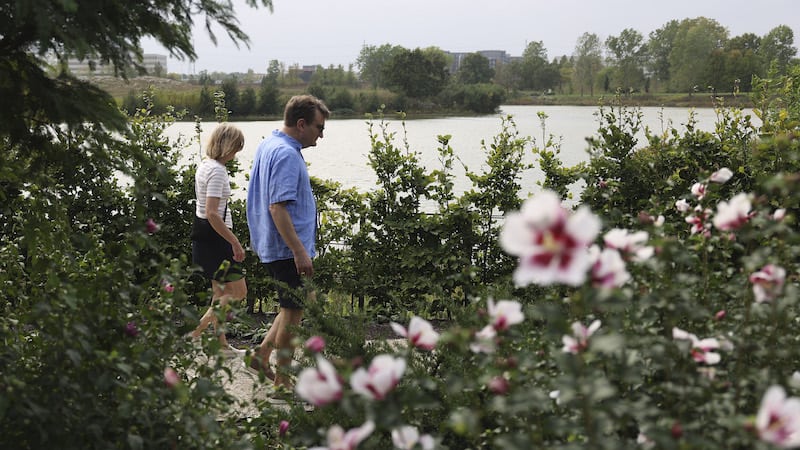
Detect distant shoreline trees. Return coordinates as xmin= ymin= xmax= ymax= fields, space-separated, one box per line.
xmin=119 ymin=16 xmax=798 ymax=119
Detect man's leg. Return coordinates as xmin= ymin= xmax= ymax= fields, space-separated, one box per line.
xmin=273 ymin=306 xmax=303 ymax=388
xmin=251 ymin=308 xmax=284 ymax=379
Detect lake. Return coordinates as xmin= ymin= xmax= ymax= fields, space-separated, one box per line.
xmin=165 ymin=105 xmax=747 ymax=202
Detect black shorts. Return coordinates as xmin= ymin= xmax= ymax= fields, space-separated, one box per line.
xmin=192 ymin=234 xmax=244 ymax=282
xmin=265 ymin=259 xmax=304 ymax=310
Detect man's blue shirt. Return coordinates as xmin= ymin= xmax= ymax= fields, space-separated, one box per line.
xmin=247 ymin=130 xmax=316 ymax=263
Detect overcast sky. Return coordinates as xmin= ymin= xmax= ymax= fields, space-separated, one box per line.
xmin=142 ymin=0 xmax=800 ymax=74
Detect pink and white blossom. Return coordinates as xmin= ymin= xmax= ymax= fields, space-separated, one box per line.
xmin=500 ymin=190 xmax=601 ymax=287
xmin=350 ymin=355 xmax=406 ymax=400
xmin=310 ymin=420 xmax=375 ymax=450
xmin=773 ymin=208 xmax=787 ymax=221
xmin=756 ymin=386 xmax=800 ymax=448
xmin=691 ymin=182 xmax=707 ymax=200
xmin=145 ymin=218 xmax=160 ymax=234
xmin=163 ymin=367 xmax=180 ymax=388
xmin=470 ymin=325 xmax=497 ymax=354
xmin=672 ymin=327 xmax=721 ymax=365
xmin=589 ymin=246 xmax=630 ymax=289
xmin=710 ymin=167 xmax=734 ymax=183
xmin=750 ymin=264 xmax=787 ymax=303
xmin=562 ymin=320 xmax=601 ymax=354
xmin=488 ymin=299 xmax=524 ymax=331
xmin=712 ymin=192 xmax=752 ymax=231
xmin=296 ymin=355 xmax=343 ymax=407
xmin=686 ymin=206 xmax=712 ymax=235
xmin=603 ymin=228 xmax=654 ymax=261
xmin=390 ymin=316 xmax=439 ymax=350
xmin=675 ymin=199 xmax=691 ymax=212
xmin=391 ymin=426 xmax=435 ymax=450
xmin=304 ymin=336 xmax=326 ymax=353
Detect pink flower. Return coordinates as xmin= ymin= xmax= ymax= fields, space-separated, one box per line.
xmin=310 ymin=420 xmax=375 ymax=450
xmin=712 ymin=192 xmax=752 ymax=231
xmin=304 ymin=336 xmax=326 ymax=353
xmin=469 ymin=325 xmax=497 ymax=354
xmin=773 ymin=208 xmax=787 ymax=221
xmin=710 ymin=167 xmax=733 ymax=183
xmin=145 ymin=218 xmax=160 ymax=234
xmin=750 ymin=264 xmax=787 ymax=303
xmin=691 ymin=182 xmax=707 ymax=200
xmin=390 ymin=316 xmax=439 ymax=350
xmin=686 ymin=206 xmax=712 ymax=235
xmin=296 ymin=355 xmax=343 ymax=407
xmin=391 ymin=426 xmax=435 ymax=450
xmin=562 ymin=320 xmax=601 ymax=354
xmin=279 ymin=420 xmax=290 ymax=437
xmin=603 ymin=228 xmax=653 ymax=261
xmin=488 ymin=376 xmax=510 ymax=395
xmin=714 ymin=310 xmax=726 ymax=321
xmin=488 ymin=299 xmax=524 ymax=331
xmin=756 ymin=386 xmax=800 ymax=447
xmin=675 ymin=199 xmax=691 ymax=212
xmin=500 ymin=190 xmax=601 ymax=287
xmin=163 ymin=367 xmax=180 ymax=388
xmin=350 ymin=355 xmax=406 ymax=400
xmin=124 ymin=321 xmax=139 ymax=337
xmin=589 ymin=246 xmax=630 ymax=289
xmin=162 ymin=280 xmax=174 ymax=293
xmin=672 ymin=327 xmax=721 ymax=365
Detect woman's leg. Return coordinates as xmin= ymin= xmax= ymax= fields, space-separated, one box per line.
xmin=191 ymin=278 xmax=247 ymax=347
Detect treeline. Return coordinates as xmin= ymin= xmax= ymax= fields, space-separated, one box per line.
xmin=122 ymin=17 xmax=798 ymax=118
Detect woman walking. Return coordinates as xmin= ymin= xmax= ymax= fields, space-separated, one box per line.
xmin=189 ymin=123 xmax=248 ymax=353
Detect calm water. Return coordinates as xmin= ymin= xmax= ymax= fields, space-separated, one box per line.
xmin=165 ymin=105 xmax=742 ymax=202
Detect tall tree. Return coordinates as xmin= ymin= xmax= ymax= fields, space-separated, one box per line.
xmin=605 ymin=28 xmax=647 ymax=92
xmin=573 ymin=32 xmax=603 ymax=96
xmin=759 ymin=25 xmax=797 ymax=74
xmin=668 ymin=17 xmax=729 ymax=92
xmin=357 ymin=43 xmax=403 ymax=89
xmin=383 ymin=47 xmax=450 ymax=99
xmin=647 ymin=20 xmax=680 ymax=91
xmin=519 ymin=41 xmax=559 ymax=91
xmin=1 ymin=0 xmax=273 ymax=140
xmin=456 ymin=52 xmax=495 ymax=84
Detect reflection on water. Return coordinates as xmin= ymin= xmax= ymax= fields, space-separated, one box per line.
xmin=164 ymin=105 xmax=747 ymax=204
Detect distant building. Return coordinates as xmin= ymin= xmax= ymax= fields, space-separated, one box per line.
xmin=64 ymin=53 xmax=167 ymax=76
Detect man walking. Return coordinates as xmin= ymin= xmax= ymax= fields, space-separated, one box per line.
xmin=246 ymin=94 xmax=330 ymax=389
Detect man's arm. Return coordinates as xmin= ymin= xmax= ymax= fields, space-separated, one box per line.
xmin=269 ymin=201 xmax=313 ymax=277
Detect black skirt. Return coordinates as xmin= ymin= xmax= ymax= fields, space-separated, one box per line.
xmin=191 ymin=217 xmax=242 ymax=281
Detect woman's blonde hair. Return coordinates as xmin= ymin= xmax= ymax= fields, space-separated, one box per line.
xmin=206 ymin=123 xmax=245 ymax=160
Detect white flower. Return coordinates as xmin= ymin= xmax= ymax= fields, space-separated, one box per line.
xmin=500 ymin=190 xmax=601 ymax=287
xmin=756 ymin=386 xmax=800 ymax=448
xmin=390 ymin=316 xmax=439 ymax=350
xmin=749 ymin=264 xmax=787 ymax=303
xmin=350 ymin=355 xmax=406 ymax=400
xmin=391 ymin=426 xmax=435 ymax=450
xmin=675 ymin=199 xmax=691 ymax=212
xmin=712 ymin=192 xmax=752 ymax=231
xmin=310 ymin=420 xmax=375 ymax=450
xmin=691 ymin=182 xmax=707 ymax=200
xmin=470 ymin=325 xmax=497 ymax=354
xmin=603 ymin=228 xmax=653 ymax=261
xmin=773 ymin=208 xmax=787 ymax=221
xmin=672 ymin=327 xmax=722 ymax=365
xmin=296 ymin=355 xmax=343 ymax=407
xmin=487 ymin=298 xmax=524 ymax=331
xmin=709 ymin=167 xmax=733 ymax=183
xmin=589 ymin=246 xmax=630 ymax=289
xmin=562 ymin=320 xmax=601 ymax=354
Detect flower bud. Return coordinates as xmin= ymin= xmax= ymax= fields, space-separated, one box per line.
xmin=304 ymin=335 xmax=326 ymax=353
